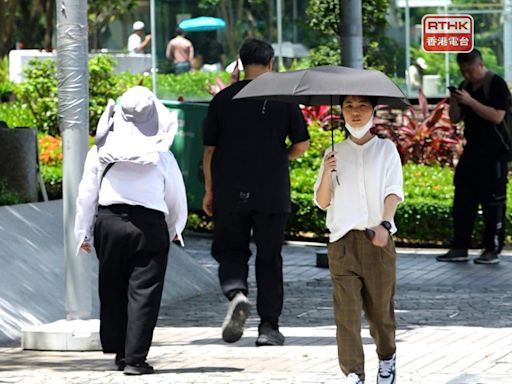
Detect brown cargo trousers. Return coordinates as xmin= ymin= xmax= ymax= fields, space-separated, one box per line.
xmin=327 ymin=230 xmax=397 ymax=380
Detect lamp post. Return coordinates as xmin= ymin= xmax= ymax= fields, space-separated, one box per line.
xmin=57 ymin=0 xmax=91 ymax=321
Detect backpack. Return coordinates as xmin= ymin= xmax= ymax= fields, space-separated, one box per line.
xmin=462 ymin=71 xmax=512 ymax=160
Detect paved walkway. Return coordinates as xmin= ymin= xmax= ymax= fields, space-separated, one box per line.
xmin=1 ymin=235 xmax=512 ymax=383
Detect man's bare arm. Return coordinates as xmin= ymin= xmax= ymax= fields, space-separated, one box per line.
xmin=288 ymin=140 xmax=310 ymax=160
xmin=202 ymin=146 xmax=215 ymax=216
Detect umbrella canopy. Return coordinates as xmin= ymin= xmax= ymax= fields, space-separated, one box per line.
xmin=233 ymin=65 xmax=409 ymax=107
xmin=179 ymin=16 xmax=226 ymax=32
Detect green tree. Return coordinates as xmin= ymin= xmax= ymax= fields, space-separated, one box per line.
xmin=0 ymin=0 xmax=140 ymax=57
xmin=305 ymin=0 xmax=399 ymax=74
xmin=198 ymin=0 xmax=274 ymax=61
xmin=0 ymin=0 xmax=18 ymax=57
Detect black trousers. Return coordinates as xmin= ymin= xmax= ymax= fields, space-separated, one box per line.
xmin=452 ymin=154 xmax=508 ymax=252
xmin=93 ymin=204 xmax=169 ymax=365
xmin=212 ymin=211 xmax=288 ymax=327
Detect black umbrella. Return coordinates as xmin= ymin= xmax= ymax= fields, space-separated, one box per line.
xmin=233 ymin=65 xmax=410 ymax=183
xmin=233 ymin=65 xmax=409 ymax=107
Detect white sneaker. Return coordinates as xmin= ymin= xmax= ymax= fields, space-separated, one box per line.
xmin=377 ymin=353 xmax=396 ymax=384
xmin=221 ymin=292 xmax=251 ymax=343
xmin=346 ymin=372 xmax=364 ymax=384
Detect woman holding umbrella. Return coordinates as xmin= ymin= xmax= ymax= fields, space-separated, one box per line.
xmin=314 ymin=95 xmax=403 ymax=384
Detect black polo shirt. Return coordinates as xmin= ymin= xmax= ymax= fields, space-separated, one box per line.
xmin=460 ymin=74 xmax=511 ymax=159
xmin=203 ymin=80 xmax=309 ymax=213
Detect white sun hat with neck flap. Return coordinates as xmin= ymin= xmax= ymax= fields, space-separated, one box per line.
xmin=97 ymin=86 xmax=178 ymax=164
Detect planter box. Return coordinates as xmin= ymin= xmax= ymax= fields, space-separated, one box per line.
xmin=0 ymin=127 xmax=38 ymax=202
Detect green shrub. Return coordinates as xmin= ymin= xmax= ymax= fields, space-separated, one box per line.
xmin=156 ymin=71 xmax=231 ymax=101
xmin=0 ymin=102 xmax=36 ymax=128
xmin=17 ymin=59 xmax=58 ymax=135
xmin=0 ymin=178 xmax=21 ymax=206
xmin=40 ymin=165 xmax=63 ymax=200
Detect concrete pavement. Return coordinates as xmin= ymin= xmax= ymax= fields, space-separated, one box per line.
xmin=1 ymin=235 xmax=512 ymax=383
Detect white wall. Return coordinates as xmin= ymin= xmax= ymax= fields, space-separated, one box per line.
xmin=9 ymin=50 xmax=152 ymax=83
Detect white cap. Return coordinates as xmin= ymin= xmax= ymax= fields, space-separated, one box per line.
xmin=133 ymin=21 xmax=145 ymax=31
xmin=416 ymin=57 xmax=427 ymax=69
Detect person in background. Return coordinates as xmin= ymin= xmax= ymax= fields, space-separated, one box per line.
xmin=166 ymin=28 xmax=194 ymax=74
xmin=200 ymin=32 xmax=225 ymax=72
xmin=128 ymin=21 xmax=151 ymax=54
xmin=202 ymin=38 xmax=310 ymax=347
xmin=437 ymin=49 xmax=511 ymax=265
xmin=314 ymin=95 xmax=403 ymax=384
xmin=74 ymin=86 xmax=187 ymax=375
xmin=406 ymin=57 xmax=427 ymax=93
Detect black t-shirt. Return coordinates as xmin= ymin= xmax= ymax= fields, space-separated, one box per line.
xmin=460 ymin=73 xmax=511 ymax=158
xmin=203 ymin=80 xmax=309 ymax=213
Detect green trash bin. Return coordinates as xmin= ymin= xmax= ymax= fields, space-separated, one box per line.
xmin=163 ymin=100 xmax=209 ymax=211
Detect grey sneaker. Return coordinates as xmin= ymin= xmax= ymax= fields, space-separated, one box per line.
xmin=221 ymin=292 xmax=251 ymax=343
xmin=474 ymin=250 xmax=500 ymax=264
xmin=436 ymin=249 xmax=468 ymax=262
xmin=255 ymin=322 xmax=285 ymax=346
xmin=346 ymin=372 xmax=364 ymax=384
xmin=377 ymin=353 xmax=396 ymax=384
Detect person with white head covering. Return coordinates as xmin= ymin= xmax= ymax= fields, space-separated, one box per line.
xmin=128 ymin=20 xmax=151 ymax=54
xmin=74 ymin=86 xmax=187 ymax=375
xmin=407 ymin=57 xmax=427 ymax=92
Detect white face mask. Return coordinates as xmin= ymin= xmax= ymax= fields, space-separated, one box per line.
xmin=345 ymin=114 xmax=374 ymax=139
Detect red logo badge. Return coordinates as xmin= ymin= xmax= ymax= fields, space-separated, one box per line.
xmin=422 ymin=14 xmax=474 ymax=53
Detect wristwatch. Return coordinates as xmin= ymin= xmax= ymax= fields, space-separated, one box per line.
xmin=380 ymin=220 xmax=393 ymax=234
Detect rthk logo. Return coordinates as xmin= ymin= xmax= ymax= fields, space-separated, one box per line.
xmin=422 ymin=14 xmax=474 ymax=53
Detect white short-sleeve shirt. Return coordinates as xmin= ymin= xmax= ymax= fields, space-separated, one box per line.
xmin=313 ymin=136 xmax=404 ymax=243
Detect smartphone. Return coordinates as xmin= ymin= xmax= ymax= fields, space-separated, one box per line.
xmin=447 ymin=86 xmax=458 ymax=93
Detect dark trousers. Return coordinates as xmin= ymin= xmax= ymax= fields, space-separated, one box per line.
xmin=93 ymin=204 xmax=169 ymax=365
xmin=212 ymin=211 xmax=288 ymax=326
xmin=452 ymin=154 xmax=507 ymax=252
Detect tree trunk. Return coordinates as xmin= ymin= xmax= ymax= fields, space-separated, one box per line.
xmin=0 ymin=0 xmax=19 ymax=57
xmin=44 ymin=0 xmax=56 ymax=51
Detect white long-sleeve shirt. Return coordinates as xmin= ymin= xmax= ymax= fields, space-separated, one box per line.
xmin=74 ymin=145 xmax=187 ymax=251
xmin=313 ymin=136 xmax=404 ymax=243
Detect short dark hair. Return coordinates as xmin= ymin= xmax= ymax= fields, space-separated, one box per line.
xmin=341 ymin=95 xmax=378 ymax=108
xmin=239 ymin=38 xmax=274 ymax=67
xmin=456 ymin=49 xmax=483 ymax=65
xmin=175 ymin=27 xmax=185 ymax=36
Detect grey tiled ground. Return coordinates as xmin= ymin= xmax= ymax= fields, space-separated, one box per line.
xmin=1 ymin=235 xmax=512 ymax=383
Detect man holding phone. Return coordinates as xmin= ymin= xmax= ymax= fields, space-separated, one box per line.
xmin=437 ymin=49 xmax=511 ymax=265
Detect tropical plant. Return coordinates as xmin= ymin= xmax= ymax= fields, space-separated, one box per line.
xmin=373 ymin=90 xmax=464 ymax=166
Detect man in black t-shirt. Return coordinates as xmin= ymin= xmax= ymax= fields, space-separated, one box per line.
xmin=202 ymin=38 xmax=310 ymax=346
xmin=437 ymin=49 xmax=511 ymax=265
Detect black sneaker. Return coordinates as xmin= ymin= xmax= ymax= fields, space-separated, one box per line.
xmin=474 ymin=250 xmax=500 ymax=264
xmin=114 ymin=353 xmax=125 ymax=371
xmin=123 ymin=362 xmax=154 ymax=375
xmin=436 ymin=249 xmax=468 ymax=262
xmin=255 ymin=322 xmax=285 ymax=346
xmin=221 ymin=292 xmax=251 ymax=343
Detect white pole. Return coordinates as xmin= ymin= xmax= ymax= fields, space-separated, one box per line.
xmin=276 ymin=0 xmax=283 ymax=70
xmin=444 ymin=4 xmax=450 ymax=92
xmin=504 ymin=0 xmax=512 ymax=83
xmin=56 ymin=0 xmax=91 ymax=320
xmin=405 ymin=0 xmax=411 ymax=95
xmin=150 ymin=0 xmax=157 ymax=93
